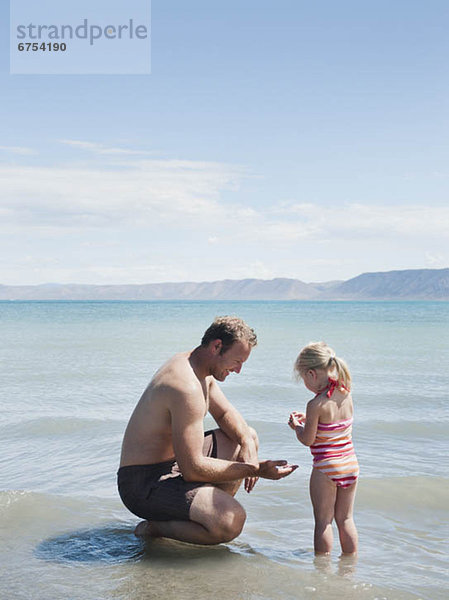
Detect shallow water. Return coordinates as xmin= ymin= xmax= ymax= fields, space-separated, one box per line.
xmin=1 ymin=301 xmax=448 ymax=599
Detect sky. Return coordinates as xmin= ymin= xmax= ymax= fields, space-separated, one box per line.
xmin=1 ymin=0 xmax=449 ymax=285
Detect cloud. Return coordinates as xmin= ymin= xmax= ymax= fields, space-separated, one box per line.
xmin=0 ymin=260 xmax=180 ymax=286
xmin=59 ymin=139 xmax=158 ymax=156
xmin=0 ymin=158 xmax=244 ymax=230
xmin=0 ymin=145 xmax=36 ymax=155
xmin=272 ymin=202 xmax=449 ymax=239
xmin=1 ymin=154 xmax=449 ymax=248
xmin=1 ymin=145 xmax=448 ymax=285
xmin=425 ymin=251 xmax=446 ymax=267
xmin=1 ymin=147 xmax=449 ymax=248
xmin=224 ymin=260 xmax=275 ymax=280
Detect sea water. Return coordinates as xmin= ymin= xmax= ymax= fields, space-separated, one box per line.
xmin=0 ymin=301 xmax=448 ymax=600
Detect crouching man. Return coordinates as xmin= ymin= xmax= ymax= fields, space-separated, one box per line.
xmin=118 ymin=316 xmax=297 ymax=545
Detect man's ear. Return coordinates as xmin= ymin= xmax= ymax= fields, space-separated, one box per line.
xmin=211 ymin=339 xmax=223 ymax=355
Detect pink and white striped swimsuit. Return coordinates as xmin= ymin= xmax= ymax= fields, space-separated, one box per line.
xmin=310 ymin=417 xmax=359 ymax=488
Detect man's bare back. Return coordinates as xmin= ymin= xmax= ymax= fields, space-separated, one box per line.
xmin=117 ymin=317 xmax=298 ymax=545
xmin=120 ymin=352 xmax=206 ymax=467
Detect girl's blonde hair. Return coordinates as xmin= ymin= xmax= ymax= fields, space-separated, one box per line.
xmin=294 ymin=341 xmax=352 ymax=391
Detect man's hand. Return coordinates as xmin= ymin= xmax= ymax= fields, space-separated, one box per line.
xmin=258 ymin=460 xmax=298 ymax=480
xmin=244 ymin=475 xmax=258 ymax=493
xmin=238 ymin=440 xmax=259 ymax=493
xmin=288 ymin=411 xmax=306 ymax=430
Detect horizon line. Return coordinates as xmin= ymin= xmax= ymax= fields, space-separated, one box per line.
xmin=1 ymin=266 xmax=448 ymax=288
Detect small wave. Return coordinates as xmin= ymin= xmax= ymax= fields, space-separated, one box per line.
xmin=0 ymin=416 xmax=125 ymax=437
xmin=1 ymin=490 xmax=142 ymax=564
xmin=0 ymin=489 xmax=49 ymax=506
xmin=0 ymin=489 xmax=122 ymax=524
xmin=0 ymin=489 xmax=86 ymax=515
xmin=360 ymin=420 xmax=448 ymax=439
xmin=358 ymin=476 xmax=449 ymax=511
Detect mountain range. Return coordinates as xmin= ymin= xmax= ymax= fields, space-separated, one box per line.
xmin=1 ymin=268 xmax=448 ymax=301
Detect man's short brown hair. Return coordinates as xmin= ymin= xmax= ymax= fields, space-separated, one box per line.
xmin=201 ymin=316 xmax=257 ymax=353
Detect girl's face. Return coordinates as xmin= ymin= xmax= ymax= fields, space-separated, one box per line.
xmin=302 ymin=367 xmax=329 ymax=393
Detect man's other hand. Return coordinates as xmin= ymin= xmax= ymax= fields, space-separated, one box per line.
xmin=258 ymin=460 xmax=298 ymax=480
xmin=238 ymin=439 xmax=259 ymax=493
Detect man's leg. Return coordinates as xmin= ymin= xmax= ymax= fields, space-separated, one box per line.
xmin=210 ymin=428 xmax=245 ymax=495
xmin=136 ymin=485 xmax=246 ymax=545
xmin=135 ymin=428 xmax=254 ymax=544
xmin=215 ymin=426 xmax=259 ymax=495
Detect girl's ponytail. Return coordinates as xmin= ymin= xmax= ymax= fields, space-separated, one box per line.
xmin=332 ymin=355 xmax=352 ymax=392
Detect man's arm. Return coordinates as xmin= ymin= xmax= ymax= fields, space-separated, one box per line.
xmin=208 ymin=378 xmax=259 ymax=491
xmin=208 ymin=378 xmax=258 ymax=457
xmin=171 ymin=385 xmax=297 ymax=483
xmin=171 ymin=384 xmax=258 ymax=483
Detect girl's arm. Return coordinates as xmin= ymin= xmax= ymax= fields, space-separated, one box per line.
xmin=289 ymin=400 xmax=320 ymax=447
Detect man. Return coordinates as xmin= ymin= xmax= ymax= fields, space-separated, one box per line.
xmin=118 ymin=316 xmax=297 ymax=545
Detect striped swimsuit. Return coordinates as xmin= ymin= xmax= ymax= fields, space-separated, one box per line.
xmin=310 ymin=416 xmax=359 ymax=488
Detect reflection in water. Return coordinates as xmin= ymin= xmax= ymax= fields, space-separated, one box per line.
xmin=313 ymin=554 xmax=333 ymax=575
xmin=338 ymin=554 xmax=358 ymax=578
xmin=35 ymin=524 xmax=237 ymax=566
xmin=33 ymin=528 xmax=401 ymax=600
xmin=35 ymin=525 xmax=144 ymax=564
xmin=138 ymin=535 xmax=236 ymax=564
xmin=313 ymin=553 xmax=358 ymax=579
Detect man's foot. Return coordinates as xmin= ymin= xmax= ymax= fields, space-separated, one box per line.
xmin=134 ymin=520 xmax=155 ymax=538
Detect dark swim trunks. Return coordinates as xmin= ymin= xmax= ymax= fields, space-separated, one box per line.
xmin=117 ymin=430 xmax=218 ymax=522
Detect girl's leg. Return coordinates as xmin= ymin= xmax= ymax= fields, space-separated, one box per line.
xmin=335 ymin=481 xmax=358 ymax=555
xmin=309 ymin=468 xmax=337 ymax=555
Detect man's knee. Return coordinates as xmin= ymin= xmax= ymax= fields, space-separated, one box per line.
xmin=214 ymin=426 xmax=259 ymax=461
xmin=214 ymin=429 xmax=241 ymax=461
xmin=190 ymin=486 xmax=247 ymax=543
xmin=212 ymin=503 xmax=247 ymax=543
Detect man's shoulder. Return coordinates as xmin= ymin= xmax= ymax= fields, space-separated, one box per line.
xmin=152 ymin=352 xmax=202 ymax=397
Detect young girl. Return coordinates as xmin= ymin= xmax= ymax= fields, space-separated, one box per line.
xmin=289 ymin=342 xmax=359 ymax=556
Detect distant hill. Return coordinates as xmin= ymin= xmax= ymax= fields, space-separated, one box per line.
xmin=0 ymin=278 xmax=325 ymax=301
xmin=0 ymin=269 xmax=448 ymax=301
xmin=328 ymin=268 xmax=449 ymax=300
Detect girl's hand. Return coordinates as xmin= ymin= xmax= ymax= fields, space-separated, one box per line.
xmin=288 ymin=411 xmax=306 ymax=430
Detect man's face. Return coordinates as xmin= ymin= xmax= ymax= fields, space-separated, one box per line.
xmin=211 ymin=340 xmax=252 ymax=381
